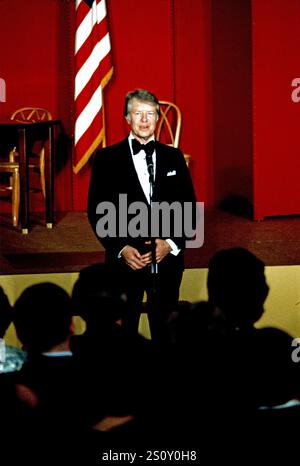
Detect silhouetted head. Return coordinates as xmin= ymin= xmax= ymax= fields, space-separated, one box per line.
xmin=71 ymin=263 xmax=128 ymax=329
xmin=13 ymin=283 xmax=73 ymax=353
xmin=207 ymin=248 xmax=269 ymax=327
xmin=0 ymin=287 xmax=13 ymax=338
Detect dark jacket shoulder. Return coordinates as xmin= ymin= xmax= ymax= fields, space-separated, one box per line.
xmin=93 ymin=139 xmax=129 ymax=161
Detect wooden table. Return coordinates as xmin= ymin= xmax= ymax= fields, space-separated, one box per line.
xmin=0 ymin=118 xmax=60 ymax=233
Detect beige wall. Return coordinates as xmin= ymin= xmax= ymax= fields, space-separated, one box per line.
xmin=180 ymin=266 xmax=300 ymax=338
xmin=1 ymin=272 xmax=79 ymax=347
xmin=1 ymin=265 xmax=300 ymax=346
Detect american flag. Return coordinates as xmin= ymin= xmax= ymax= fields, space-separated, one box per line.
xmin=74 ymin=0 xmax=113 ymax=174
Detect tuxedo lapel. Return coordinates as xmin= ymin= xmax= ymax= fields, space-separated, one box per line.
xmin=153 ymin=142 xmax=169 ymax=201
xmin=119 ymin=139 xmax=150 ymax=205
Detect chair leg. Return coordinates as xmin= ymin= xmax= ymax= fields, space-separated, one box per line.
xmin=9 ymin=147 xmax=17 ymax=163
xmin=39 ymin=147 xmax=46 ymax=197
xmin=11 ymin=168 xmax=20 ymax=227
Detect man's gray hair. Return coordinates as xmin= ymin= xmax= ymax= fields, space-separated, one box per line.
xmin=124 ymin=89 xmax=160 ymax=117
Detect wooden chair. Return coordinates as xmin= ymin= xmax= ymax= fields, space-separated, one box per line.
xmin=0 ymin=107 xmax=52 ymax=228
xmin=0 ymin=154 xmax=20 ymax=226
xmin=157 ymin=101 xmax=191 ymax=168
xmin=11 ymin=107 xmax=53 ymax=197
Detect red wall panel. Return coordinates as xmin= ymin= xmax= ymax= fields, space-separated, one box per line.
xmin=174 ymin=0 xmax=213 ymax=204
xmin=211 ymin=0 xmax=253 ymax=208
xmin=0 ymin=0 xmax=74 ymax=212
xmin=0 ymin=0 xmax=214 ymax=215
xmin=2 ymin=0 xmax=300 ymax=221
xmin=252 ymin=0 xmax=300 ymax=219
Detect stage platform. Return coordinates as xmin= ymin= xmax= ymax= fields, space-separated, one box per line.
xmin=0 ymin=207 xmax=300 ymax=341
xmin=1 ymin=207 xmax=300 ymax=275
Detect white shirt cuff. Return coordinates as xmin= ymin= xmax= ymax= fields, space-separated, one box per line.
xmin=166 ymin=239 xmax=181 ymax=256
xmin=118 ymin=245 xmax=128 ymax=259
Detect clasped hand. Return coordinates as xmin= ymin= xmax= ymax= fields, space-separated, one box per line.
xmin=121 ymin=239 xmax=172 ymax=270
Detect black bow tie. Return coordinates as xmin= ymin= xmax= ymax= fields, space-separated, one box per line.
xmin=132 ymin=139 xmax=155 ymax=156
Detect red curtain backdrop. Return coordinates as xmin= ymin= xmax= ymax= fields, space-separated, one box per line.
xmin=0 ymin=0 xmax=74 ymax=212
xmin=211 ymin=0 xmax=253 ymax=208
xmin=0 ymin=0 xmax=300 ymax=219
xmin=252 ymin=0 xmax=300 ymax=219
xmin=72 ymin=0 xmax=212 ymax=211
xmin=0 ymin=0 xmax=211 ymax=213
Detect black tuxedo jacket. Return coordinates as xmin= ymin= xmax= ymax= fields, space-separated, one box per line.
xmin=88 ymin=138 xmax=197 ymax=265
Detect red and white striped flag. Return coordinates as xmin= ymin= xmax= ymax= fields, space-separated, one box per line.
xmin=74 ymin=0 xmax=113 ymax=174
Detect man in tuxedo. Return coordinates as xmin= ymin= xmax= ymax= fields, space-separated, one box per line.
xmin=88 ymin=89 xmax=196 ymax=345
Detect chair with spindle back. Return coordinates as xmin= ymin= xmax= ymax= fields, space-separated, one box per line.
xmin=156 ymin=101 xmax=191 ymax=168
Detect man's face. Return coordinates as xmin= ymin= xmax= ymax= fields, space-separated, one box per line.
xmin=126 ymin=98 xmax=158 ymax=142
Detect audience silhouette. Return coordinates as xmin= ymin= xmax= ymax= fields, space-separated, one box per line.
xmin=71 ymin=264 xmax=161 ymax=450
xmin=207 ymin=247 xmax=298 ymax=408
xmin=168 ymin=247 xmax=300 ymax=459
xmin=0 ymin=247 xmax=298 ymax=462
xmin=12 ymin=282 xmax=107 ymax=463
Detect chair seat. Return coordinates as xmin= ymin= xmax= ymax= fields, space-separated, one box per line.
xmin=0 ymin=161 xmax=40 ymax=171
xmin=0 ymin=162 xmax=19 ymax=175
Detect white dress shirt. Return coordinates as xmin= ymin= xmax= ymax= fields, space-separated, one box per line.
xmin=129 ymin=133 xmax=156 ymax=204
xmin=127 ymin=133 xmax=180 ymax=256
